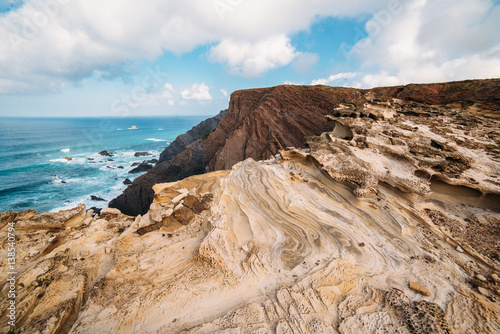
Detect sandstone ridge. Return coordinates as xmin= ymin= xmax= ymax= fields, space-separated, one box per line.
xmin=110 ymin=79 xmax=500 ymax=216
xmin=1 ymin=78 xmax=500 ymax=333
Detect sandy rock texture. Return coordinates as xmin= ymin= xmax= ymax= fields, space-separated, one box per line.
xmin=1 ymin=83 xmax=500 ymax=333
xmin=110 ymin=79 xmax=500 ymax=216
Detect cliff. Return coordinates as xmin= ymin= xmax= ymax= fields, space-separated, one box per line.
xmin=110 ymin=79 xmax=500 ymax=216
xmin=2 ymin=79 xmax=499 ymax=333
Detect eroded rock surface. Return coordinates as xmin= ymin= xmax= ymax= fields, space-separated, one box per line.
xmin=1 ymin=80 xmax=500 ymax=333
xmin=110 ymin=79 xmax=500 ymax=216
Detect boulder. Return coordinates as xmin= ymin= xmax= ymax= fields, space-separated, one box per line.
xmin=98 ymin=150 xmax=114 ymax=157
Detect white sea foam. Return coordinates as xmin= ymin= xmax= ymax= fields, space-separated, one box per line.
xmin=50 ymin=158 xmax=71 ymax=163
xmin=146 ymin=138 xmax=165 ymax=142
xmin=61 ymin=148 xmax=70 ymax=153
xmin=158 ymin=128 xmax=164 ymax=130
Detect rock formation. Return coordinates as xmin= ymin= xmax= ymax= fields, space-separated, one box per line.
xmin=1 ymin=79 xmax=500 ymax=333
xmin=110 ymin=79 xmax=500 ymax=216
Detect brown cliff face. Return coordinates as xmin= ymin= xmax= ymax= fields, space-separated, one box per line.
xmin=110 ymin=79 xmax=500 ymax=216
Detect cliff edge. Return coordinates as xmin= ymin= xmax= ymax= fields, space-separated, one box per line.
xmin=110 ymin=79 xmax=500 ymax=216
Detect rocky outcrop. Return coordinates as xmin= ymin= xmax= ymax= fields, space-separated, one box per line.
xmin=110 ymin=79 xmax=500 ymax=216
xmin=1 ymin=90 xmax=499 ymax=332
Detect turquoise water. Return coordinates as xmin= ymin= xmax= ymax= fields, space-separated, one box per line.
xmin=0 ymin=116 xmax=206 ymax=213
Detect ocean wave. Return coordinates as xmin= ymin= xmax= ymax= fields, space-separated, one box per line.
xmin=145 ymin=138 xmax=165 ymax=142
xmin=61 ymin=148 xmax=70 ymax=153
xmin=49 ymin=158 xmax=72 ymax=163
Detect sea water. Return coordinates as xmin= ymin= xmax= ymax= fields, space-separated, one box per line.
xmin=0 ymin=116 xmax=206 ymax=213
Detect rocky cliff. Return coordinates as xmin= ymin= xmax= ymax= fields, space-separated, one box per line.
xmin=110 ymin=79 xmax=500 ymax=216
xmin=1 ymin=79 xmax=500 ymax=334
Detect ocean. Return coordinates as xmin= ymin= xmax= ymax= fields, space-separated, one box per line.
xmin=0 ymin=116 xmax=207 ymax=214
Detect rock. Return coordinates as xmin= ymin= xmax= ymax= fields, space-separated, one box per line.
xmin=108 ymin=159 xmax=114 ymax=161
xmin=87 ymin=158 xmax=94 ymax=161
xmin=101 ymin=207 xmax=122 ymax=216
xmin=91 ymin=195 xmax=106 ymax=202
xmin=409 ymin=282 xmax=431 ymax=297
xmin=172 ymin=206 xmax=195 ymax=225
xmin=110 ymin=79 xmax=500 ymax=217
xmin=146 ymin=159 xmax=158 ymax=164
xmin=171 ymin=192 xmax=189 ymax=205
xmin=134 ymin=152 xmax=152 ymax=157
xmin=88 ymin=207 xmax=102 ymax=216
xmin=131 ymin=162 xmax=140 ymax=167
xmin=98 ymin=150 xmax=114 ymax=157
xmin=128 ymin=162 xmax=153 ymax=174
xmin=478 ymin=287 xmax=495 ymax=299
xmin=123 ymin=178 xmax=133 ymax=185
xmin=456 ymin=246 xmax=464 ymax=253
xmin=15 ymin=204 xmax=86 ymax=230
xmin=64 ymin=156 xmax=72 ymax=161
xmin=183 ymin=194 xmax=213 ymax=214
xmin=118 ymin=166 xmax=124 ymax=169
xmin=0 ymin=209 xmax=37 ymax=229
xmin=136 ymin=221 xmax=162 ymax=235
xmin=491 ymin=273 xmax=500 ymax=283
xmin=477 ymin=274 xmax=487 ymax=282
xmin=149 ymin=203 xmax=163 ymax=223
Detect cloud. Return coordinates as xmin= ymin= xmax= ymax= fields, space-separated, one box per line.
xmin=133 ymin=83 xmax=175 ymax=107
xmin=0 ymin=0 xmax=391 ymax=93
xmin=220 ymin=89 xmax=228 ymax=98
xmin=349 ymin=0 xmax=500 ymax=87
xmin=311 ymin=72 xmax=357 ymax=85
xmin=181 ymin=82 xmax=212 ymax=102
xmin=0 ymin=0 xmax=498 ymax=93
xmin=209 ymin=35 xmax=297 ymax=77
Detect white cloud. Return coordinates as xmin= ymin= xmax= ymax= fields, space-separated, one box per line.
xmin=0 ymin=0 xmax=391 ymax=93
xmin=0 ymin=0 xmax=498 ymax=93
xmin=349 ymin=0 xmax=500 ymax=87
xmin=133 ymin=83 xmax=176 ymax=107
xmin=220 ymin=89 xmax=228 ymax=98
xmin=311 ymin=72 xmax=357 ymax=85
xmin=209 ymin=35 xmax=297 ymax=77
xmin=181 ymin=82 xmax=212 ymax=102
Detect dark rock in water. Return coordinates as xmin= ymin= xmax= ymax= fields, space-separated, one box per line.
xmin=64 ymin=156 xmax=72 ymax=161
xmin=118 ymin=166 xmax=124 ymax=169
xmin=61 ymin=181 xmax=67 ymax=184
xmin=129 ymin=162 xmax=153 ymax=174
xmin=99 ymin=150 xmax=114 ymax=157
xmin=134 ymin=152 xmax=152 ymax=157
xmin=88 ymin=207 xmax=102 ymax=216
xmin=89 ymin=161 xmax=96 ymax=164
xmin=123 ymin=178 xmax=133 ymax=185
xmin=91 ymin=195 xmax=106 ymax=202
xmin=130 ymin=162 xmax=140 ymax=167
xmin=146 ymin=159 xmax=158 ymax=164
xmin=87 ymin=158 xmax=94 ymax=161
xmin=108 ymin=159 xmax=114 ymax=161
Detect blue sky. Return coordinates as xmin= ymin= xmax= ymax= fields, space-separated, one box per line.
xmin=0 ymin=0 xmax=499 ymax=117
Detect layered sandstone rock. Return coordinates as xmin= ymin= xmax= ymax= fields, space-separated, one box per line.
xmin=1 ymin=79 xmax=500 ymax=333
xmin=110 ymin=79 xmax=500 ymax=216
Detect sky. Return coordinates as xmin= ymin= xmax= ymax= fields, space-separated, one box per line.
xmin=0 ymin=0 xmax=499 ymax=117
